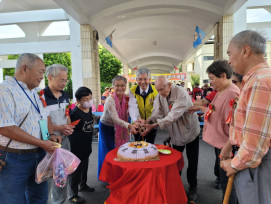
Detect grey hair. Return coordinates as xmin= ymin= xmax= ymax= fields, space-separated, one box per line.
xmin=15 ymin=53 xmax=42 ymax=71
xmin=136 ymin=67 xmax=151 ymax=78
xmin=46 ymin=64 xmax=68 ymax=78
xmin=112 ymin=75 xmax=127 ymax=85
xmin=231 ymin=30 xmax=266 ymax=54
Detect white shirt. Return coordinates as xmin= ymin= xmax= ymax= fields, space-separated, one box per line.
xmin=0 ymin=76 xmax=49 ymax=149
xmin=128 ymin=86 xmax=150 ymax=122
xmin=100 ymin=95 xmax=130 ymax=128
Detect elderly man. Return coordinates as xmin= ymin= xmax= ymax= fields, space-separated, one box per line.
xmin=0 ymin=53 xmax=61 ymax=204
xmin=220 ymin=30 xmax=271 ymax=204
xmin=129 ymin=68 xmax=158 ymax=143
xmin=43 ymin=64 xmax=74 ymax=204
xmin=142 ymin=76 xmax=200 ymax=203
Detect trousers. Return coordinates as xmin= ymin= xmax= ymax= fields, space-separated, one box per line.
xmin=0 ymin=149 xmax=48 ymax=204
xmin=173 ymin=135 xmax=199 ymax=188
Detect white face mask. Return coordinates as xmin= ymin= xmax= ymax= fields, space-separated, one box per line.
xmin=82 ymin=99 xmax=93 ymax=109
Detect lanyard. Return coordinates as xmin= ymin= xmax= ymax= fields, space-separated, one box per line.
xmin=14 ymin=77 xmax=42 ymax=119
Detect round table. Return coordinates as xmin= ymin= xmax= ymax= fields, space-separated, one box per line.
xmin=99 ymin=145 xmax=187 ymax=204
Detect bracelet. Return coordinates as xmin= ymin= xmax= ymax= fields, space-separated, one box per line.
xmin=230 ymin=163 xmax=239 ymax=172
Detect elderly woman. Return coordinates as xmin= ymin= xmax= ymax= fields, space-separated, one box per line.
xmin=97 ymin=76 xmax=137 ymax=179
xmin=203 ymin=60 xmax=239 ymax=204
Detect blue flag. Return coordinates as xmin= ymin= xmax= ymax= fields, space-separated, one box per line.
xmin=193 ymin=26 xmax=206 ymax=49
xmin=106 ymin=34 xmax=112 ymax=48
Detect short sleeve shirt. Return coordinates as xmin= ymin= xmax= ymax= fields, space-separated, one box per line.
xmin=0 ymin=76 xmax=48 ymax=149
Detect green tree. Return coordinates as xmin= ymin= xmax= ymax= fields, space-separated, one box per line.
xmin=3 ymin=53 xmax=73 ymax=99
xmin=99 ymin=45 xmax=122 ymax=85
xmin=190 ymin=74 xmax=200 ymax=88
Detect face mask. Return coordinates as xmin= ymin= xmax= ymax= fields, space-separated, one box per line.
xmin=82 ymin=99 xmax=93 ymax=109
xmin=196 ymin=96 xmax=201 ymax=100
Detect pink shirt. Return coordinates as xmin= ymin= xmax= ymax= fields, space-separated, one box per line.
xmin=203 ymin=83 xmax=240 ymax=149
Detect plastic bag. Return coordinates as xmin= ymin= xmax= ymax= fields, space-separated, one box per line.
xmin=35 ymin=148 xmax=80 ymax=188
xmin=36 ymin=153 xmax=55 ymax=184
xmin=52 ymin=148 xmax=81 ymax=188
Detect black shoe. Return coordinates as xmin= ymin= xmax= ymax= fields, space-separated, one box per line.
xmin=187 ymin=187 xmax=198 ymax=203
xmin=69 ymin=195 xmax=85 ymax=204
xmin=79 ymin=185 xmax=95 ymax=192
xmin=214 ymin=178 xmax=221 ymax=190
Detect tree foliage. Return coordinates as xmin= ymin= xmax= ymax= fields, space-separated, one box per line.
xmin=3 ymin=53 xmax=73 ymax=99
xmin=190 ymin=74 xmax=200 ymax=88
xmin=3 ymin=46 xmax=123 ymax=98
xmin=99 ymin=45 xmax=122 ymax=84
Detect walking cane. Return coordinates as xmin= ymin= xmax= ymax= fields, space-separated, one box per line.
xmin=222 ymin=174 xmax=235 ymax=204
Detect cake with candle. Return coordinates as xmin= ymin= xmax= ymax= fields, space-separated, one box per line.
xmin=117 ymin=141 xmax=159 ymax=162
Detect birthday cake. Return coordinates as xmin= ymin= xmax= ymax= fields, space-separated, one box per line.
xmin=117 ymin=141 xmax=159 ymax=162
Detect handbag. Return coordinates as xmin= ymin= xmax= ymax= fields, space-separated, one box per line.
xmin=0 ymin=112 xmax=29 ymax=172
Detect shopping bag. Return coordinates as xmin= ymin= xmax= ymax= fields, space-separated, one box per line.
xmin=53 ymin=148 xmax=81 ymax=188
xmin=35 ymin=153 xmax=55 ymax=184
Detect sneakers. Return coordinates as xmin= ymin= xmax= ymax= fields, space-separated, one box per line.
xmin=69 ymin=196 xmax=85 ymax=204
xmin=79 ymin=185 xmax=95 ymax=192
xmin=187 ymin=187 xmax=198 ymax=204
xmin=214 ymin=178 xmax=221 ymax=190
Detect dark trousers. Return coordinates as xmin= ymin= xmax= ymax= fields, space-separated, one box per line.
xmin=173 ymin=135 xmax=199 ymax=188
xmin=134 ymin=128 xmax=157 ymax=144
xmin=214 ymin=148 xmax=220 ymax=181
xmin=215 ymin=148 xmax=238 ymax=204
xmin=69 ymin=158 xmax=89 ymax=198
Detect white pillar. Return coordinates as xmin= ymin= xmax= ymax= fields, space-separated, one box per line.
xmin=70 ymin=17 xmax=83 ymax=101
xmin=0 ymin=68 xmax=3 ymax=83
xmin=123 ymin=64 xmax=129 ymax=94
xmin=214 ymin=15 xmax=234 ymax=60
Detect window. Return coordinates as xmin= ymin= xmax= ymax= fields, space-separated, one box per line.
xmin=203 ymin=56 xmax=214 ymax=61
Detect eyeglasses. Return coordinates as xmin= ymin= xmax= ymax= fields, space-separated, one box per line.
xmin=53 ymin=76 xmax=69 ymax=84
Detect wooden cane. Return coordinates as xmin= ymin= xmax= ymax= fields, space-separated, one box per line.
xmin=222 ymin=174 xmax=235 ymax=204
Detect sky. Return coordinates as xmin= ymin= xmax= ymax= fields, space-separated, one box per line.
xmin=247 ymin=8 xmax=271 ymax=23
xmin=0 ymin=8 xmax=270 ymax=39
xmin=0 ymin=21 xmax=70 ymax=39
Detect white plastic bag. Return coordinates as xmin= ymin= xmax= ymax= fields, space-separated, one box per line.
xmin=53 ymin=148 xmax=81 ymax=187
xmin=35 ymin=153 xmax=55 ymax=184
xmin=36 ymin=148 xmax=81 ymax=188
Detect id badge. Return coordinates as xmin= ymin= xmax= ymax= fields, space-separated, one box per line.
xmin=39 ymin=119 xmax=50 ymax=141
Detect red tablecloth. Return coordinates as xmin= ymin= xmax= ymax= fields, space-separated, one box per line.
xmin=99 ymin=145 xmax=187 ymax=204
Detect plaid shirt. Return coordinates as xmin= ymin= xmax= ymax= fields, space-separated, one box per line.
xmin=230 ymin=62 xmax=271 ymax=170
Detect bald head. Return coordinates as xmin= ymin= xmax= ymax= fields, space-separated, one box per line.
xmin=155 ymin=76 xmax=169 ymax=86
xmin=155 ymin=76 xmax=171 ymax=98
